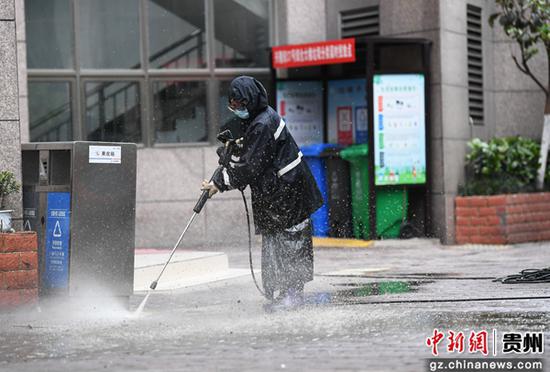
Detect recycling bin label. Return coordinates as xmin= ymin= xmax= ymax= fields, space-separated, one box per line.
xmin=44 ymin=192 xmax=71 ymax=288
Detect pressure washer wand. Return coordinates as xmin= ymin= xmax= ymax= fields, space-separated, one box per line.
xmin=149 ymin=166 xmax=223 ymax=290
xmin=149 ymin=212 xmax=197 ymax=290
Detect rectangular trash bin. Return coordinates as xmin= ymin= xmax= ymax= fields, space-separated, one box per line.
xmin=301 ymin=144 xmax=338 ymax=237
xmin=340 ymin=144 xmax=408 ymax=239
xmin=21 ymin=142 xmax=136 ymax=301
xmin=320 ymin=147 xmax=353 ymax=238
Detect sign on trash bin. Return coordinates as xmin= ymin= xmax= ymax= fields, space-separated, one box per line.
xmin=44 ymin=192 xmax=71 ymax=289
xmin=89 ymin=145 xmax=122 ymax=164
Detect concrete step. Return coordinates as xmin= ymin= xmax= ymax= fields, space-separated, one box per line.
xmin=134 ymin=250 xmax=250 ymax=291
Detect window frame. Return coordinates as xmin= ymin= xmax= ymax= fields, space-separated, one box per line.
xmin=27 ymin=77 xmax=77 ymax=142
xmin=26 ymin=0 xmax=273 ymax=147
xmin=211 ymin=0 xmax=271 ymax=69
xmin=149 ymin=77 xmax=211 ymax=147
xmin=80 ymin=77 xmax=145 ymax=145
xmin=25 ymin=0 xmax=76 ymax=70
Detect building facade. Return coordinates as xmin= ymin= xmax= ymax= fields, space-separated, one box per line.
xmin=3 ymin=0 xmax=548 ymax=245
xmin=0 ymin=0 xmax=23 ymax=223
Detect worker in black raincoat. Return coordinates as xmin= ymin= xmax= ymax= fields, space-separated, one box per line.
xmin=202 ymin=76 xmax=323 ymax=306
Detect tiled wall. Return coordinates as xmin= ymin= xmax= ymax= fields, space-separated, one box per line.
xmin=135 ymin=146 xmax=253 ymax=248
xmin=0 ymin=0 xmax=22 ymax=226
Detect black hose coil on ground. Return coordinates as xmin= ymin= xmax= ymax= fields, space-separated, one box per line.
xmin=494 ymin=268 xmax=550 ymax=283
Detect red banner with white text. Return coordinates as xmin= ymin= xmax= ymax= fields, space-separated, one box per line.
xmin=272 ymin=38 xmax=356 ymax=69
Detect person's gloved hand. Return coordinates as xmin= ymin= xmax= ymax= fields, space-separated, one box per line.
xmin=201 ymin=179 xmax=219 ymax=197
xmin=217 ymin=145 xmax=230 ymax=167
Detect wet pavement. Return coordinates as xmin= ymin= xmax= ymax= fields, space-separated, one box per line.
xmin=1 ymin=238 xmax=550 ymax=371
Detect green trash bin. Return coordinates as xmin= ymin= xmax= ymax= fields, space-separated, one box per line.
xmin=340 ymin=144 xmax=408 ymax=239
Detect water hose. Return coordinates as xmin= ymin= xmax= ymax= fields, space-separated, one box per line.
xmin=241 ymin=190 xmax=267 ymax=298
xmin=494 ymin=268 xmax=550 ymax=284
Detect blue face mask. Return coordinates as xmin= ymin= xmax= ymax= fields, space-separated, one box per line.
xmin=234 ymin=108 xmax=250 ymax=119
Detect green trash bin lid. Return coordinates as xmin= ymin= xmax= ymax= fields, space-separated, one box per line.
xmin=340 ymin=144 xmax=369 ymax=161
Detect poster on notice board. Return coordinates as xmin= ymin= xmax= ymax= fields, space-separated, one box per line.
xmin=276 ymin=81 xmax=324 ymax=146
xmin=327 ymin=78 xmax=368 ymax=145
xmin=373 ymin=74 xmax=426 ymax=186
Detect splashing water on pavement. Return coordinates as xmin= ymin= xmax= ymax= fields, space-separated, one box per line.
xmin=133 ymin=292 xmax=152 ymax=318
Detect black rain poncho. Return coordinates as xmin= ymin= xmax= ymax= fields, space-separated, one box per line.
xmin=213 ymin=76 xmax=323 ymax=234
xmin=213 ymin=76 xmax=323 ymax=297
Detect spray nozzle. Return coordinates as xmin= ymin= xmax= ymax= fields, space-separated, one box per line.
xmin=217 ymin=129 xmax=234 ymax=144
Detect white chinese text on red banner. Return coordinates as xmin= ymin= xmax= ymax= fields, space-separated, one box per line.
xmin=272 ymin=39 xmax=356 ymax=69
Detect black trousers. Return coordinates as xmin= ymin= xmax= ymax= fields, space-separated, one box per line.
xmin=261 ymin=219 xmax=314 ymax=299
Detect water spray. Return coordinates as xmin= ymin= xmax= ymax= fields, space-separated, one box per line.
xmin=133 ymin=169 xmax=221 ymax=316
xmin=134 ymin=130 xmax=238 ymax=315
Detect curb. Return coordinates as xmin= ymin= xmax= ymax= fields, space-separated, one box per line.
xmin=313 ymin=237 xmax=374 ymax=248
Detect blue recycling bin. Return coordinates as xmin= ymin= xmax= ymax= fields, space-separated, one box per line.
xmin=301 ymin=144 xmax=338 ymax=236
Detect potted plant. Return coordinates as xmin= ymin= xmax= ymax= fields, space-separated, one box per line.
xmin=0 ymin=170 xmax=21 ymax=232
xmin=456 ymin=136 xmax=550 ymax=244
xmin=460 ymin=137 xmax=542 ymax=196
